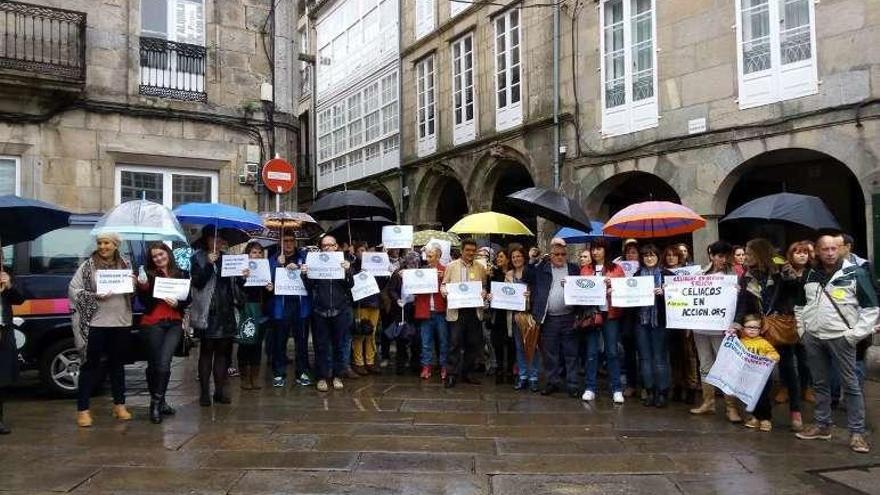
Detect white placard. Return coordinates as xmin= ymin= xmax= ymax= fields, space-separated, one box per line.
xmin=96 ymin=269 xmax=134 ymax=295
xmin=351 ymin=271 xmax=380 ymax=302
xmin=490 ymin=282 xmax=527 ymax=311
xmin=152 ymin=277 xmax=191 ymax=300
xmin=220 ymin=254 xmax=249 ymax=277
xmin=425 ymin=238 xmax=452 ymax=265
xmin=705 ymin=335 xmax=776 ymax=412
xmin=401 ymin=268 xmax=439 ymax=295
xmin=663 ymin=274 xmax=739 ymax=331
xmin=244 ymin=259 xmax=272 ymax=287
xmin=615 ymin=260 xmax=640 ymax=277
xmin=361 ymin=252 xmax=391 ymax=277
xmin=273 ymin=267 xmax=307 ymax=296
xmin=305 ymin=251 xmax=345 ymax=280
xmin=671 ymin=265 xmax=703 ymax=276
xmin=563 ymin=276 xmax=606 ymax=306
xmin=447 ymin=281 xmax=484 ymax=309
xmin=382 ymin=225 xmax=414 ymax=249
xmin=610 ymin=276 xmax=656 ymax=307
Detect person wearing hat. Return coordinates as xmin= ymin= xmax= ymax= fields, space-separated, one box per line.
xmin=189 ymin=225 xmax=244 ymax=406
xmin=68 ymin=232 xmax=135 ymax=427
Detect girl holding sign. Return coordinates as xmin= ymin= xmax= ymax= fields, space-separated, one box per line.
xmin=69 ymin=232 xmax=134 ymax=427
xmin=136 ymin=242 xmax=191 ymax=424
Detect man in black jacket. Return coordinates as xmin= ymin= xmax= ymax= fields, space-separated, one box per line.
xmin=301 ymin=235 xmax=354 ymax=392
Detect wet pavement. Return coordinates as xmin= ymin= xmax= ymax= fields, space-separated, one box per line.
xmin=0 ymin=355 xmax=879 ymax=495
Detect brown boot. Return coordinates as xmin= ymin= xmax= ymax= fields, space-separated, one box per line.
xmin=773 ymin=386 xmax=789 ymax=404
xmin=689 ymin=384 xmax=716 ymax=415
xmin=239 ymin=366 xmax=253 ymax=390
xmin=249 ymin=366 xmax=262 ymax=390
xmin=802 ymin=387 xmax=817 ymax=404
xmin=724 ymin=395 xmax=743 ymax=423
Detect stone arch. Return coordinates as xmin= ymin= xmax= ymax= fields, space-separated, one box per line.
xmin=583 ymin=170 xmax=682 ymax=221
xmin=362 ymin=182 xmax=397 ymax=222
xmin=412 ymin=163 xmax=469 ymax=231
xmin=465 ymin=144 xmax=538 ymax=211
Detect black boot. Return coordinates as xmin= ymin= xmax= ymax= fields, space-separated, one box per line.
xmin=655 ymin=389 xmax=669 ymax=408
xmin=199 ymin=377 xmax=211 ymax=407
xmin=0 ymin=402 xmax=9 ymax=435
xmin=642 ymin=388 xmax=655 ymax=407
xmin=149 ymin=395 xmax=163 ymax=424
xmin=156 ymin=372 xmax=175 ymax=415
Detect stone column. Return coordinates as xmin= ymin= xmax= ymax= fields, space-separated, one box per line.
xmin=692 ymin=214 xmax=721 ymax=266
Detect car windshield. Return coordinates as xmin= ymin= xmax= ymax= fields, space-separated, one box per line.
xmin=29 ymin=225 xmax=133 ymax=274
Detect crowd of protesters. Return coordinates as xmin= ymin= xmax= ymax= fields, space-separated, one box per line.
xmin=0 ymin=224 xmax=875 ymax=455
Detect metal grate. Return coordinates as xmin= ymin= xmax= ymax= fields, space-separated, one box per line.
xmin=0 ymin=0 xmax=86 ymax=81
xmin=139 ymin=36 xmax=207 ymax=102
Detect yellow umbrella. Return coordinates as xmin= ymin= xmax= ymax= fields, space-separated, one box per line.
xmin=449 ymin=212 xmax=534 ymax=236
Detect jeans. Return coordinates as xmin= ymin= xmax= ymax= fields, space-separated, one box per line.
xmin=620 ymin=309 xmax=640 ymax=389
xmin=77 ymin=326 xmax=130 ymax=411
xmin=143 ymin=321 xmax=181 ymax=398
xmin=776 ymin=344 xmax=803 ymax=413
xmin=514 ymin=319 xmax=540 ymax=381
xmin=585 ymin=318 xmax=622 ymax=393
xmin=313 ymin=308 xmax=352 ymax=380
xmin=419 ymin=312 xmax=449 ymax=367
xmin=693 ymin=332 xmax=724 ymax=380
xmin=635 ymin=323 xmax=670 ymax=392
xmin=271 ymin=299 xmax=307 ymax=378
xmin=803 ymin=333 xmax=865 ymax=434
xmin=540 ymin=313 xmax=578 ymax=390
xmin=447 ymin=309 xmax=483 ymax=378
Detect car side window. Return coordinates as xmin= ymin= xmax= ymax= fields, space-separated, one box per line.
xmin=29 ymin=226 xmax=96 ymax=274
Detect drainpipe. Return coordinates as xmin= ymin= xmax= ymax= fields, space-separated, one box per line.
xmin=552 ymin=1 xmax=560 ymax=190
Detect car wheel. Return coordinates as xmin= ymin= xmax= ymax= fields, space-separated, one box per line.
xmin=39 ymin=338 xmax=81 ymax=398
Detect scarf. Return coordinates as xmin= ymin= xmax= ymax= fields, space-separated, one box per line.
xmin=639 ymin=266 xmax=662 ymax=327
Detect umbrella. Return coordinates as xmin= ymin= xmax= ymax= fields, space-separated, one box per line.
xmin=449 ymin=212 xmax=534 ymax=236
xmin=506 ymin=187 xmax=592 ymax=232
xmin=514 ymin=312 xmax=540 ymax=363
xmin=554 ymin=221 xmax=617 ymax=243
xmin=174 ymin=202 xmax=263 ymax=231
xmin=413 ymin=230 xmax=461 ymax=247
xmin=90 ymin=199 xmax=187 ymax=242
xmin=0 ymin=195 xmax=70 ymax=246
xmin=328 ymin=216 xmax=393 ymax=244
xmin=308 ymin=190 xmax=393 ymax=221
xmin=604 ymin=201 xmax=705 ymax=238
xmin=720 ymin=192 xmax=840 ymax=231
xmin=261 ymin=211 xmax=322 ymax=239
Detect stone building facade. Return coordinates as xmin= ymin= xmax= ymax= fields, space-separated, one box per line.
xmin=400 ymin=0 xmax=880 ymax=263
xmin=0 ymin=0 xmax=301 ymax=217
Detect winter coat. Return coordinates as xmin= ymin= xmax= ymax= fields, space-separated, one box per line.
xmin=189 ymin=250 xmax=243 ymax=339
xmin=523 ymin=261 xmax=580 ymax=323
xmin=0 ymin=275 xmax=24 ymax=387
xmin=413 ymin=263 xmax=446 ymax=320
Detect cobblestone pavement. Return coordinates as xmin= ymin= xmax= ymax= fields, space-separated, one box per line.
xmin=0 ymin=355 xmax=878 ymax=495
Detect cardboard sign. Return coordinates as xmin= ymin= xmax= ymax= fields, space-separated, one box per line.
xmin=152 ymin=277 xmax=191 ymax=300
xmin=705 ymin=335 xmax=776 ymax=412
xmin=361 ymin=252 xmax=392 ymax=277
xmin=244 ymin=259 xmax=272 ymax=287
xmin=220 ymin=254 xmax=249 ymax=277
xmin=610 ymin=276 xmax=656 ymax=307
xmin=563 ymin=276 xmax=606 ymax=306
xmin=351 ymin=271 xmax=380 ymax=302
xmin=664 ymin=274 xmax=739 ymax=331
xmin=401 ymin=268 xmax=439 ymax=295
xmin=96 ymin=269 xmax=134 ymax=295
xmin=489 ymin=282 xmax=527 ymax=311
xmin=273 ymin=267 xmax=307 ymax=296
xmin=447 ymin=281 xmax=484 ymax=309
xmin=305 ymin=251 xmax=345 ymax=280
xmin=381 ymin=225 xmax=414 ymax=249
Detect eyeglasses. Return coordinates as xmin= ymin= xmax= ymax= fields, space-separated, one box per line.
xmin=743 ymin=325 xmax=762 ymax=329
xmin=321 ymin=243 xmax=337 ymax=248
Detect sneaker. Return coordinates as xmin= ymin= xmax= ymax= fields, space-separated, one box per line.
xmin=796 ymin=424 xmax=832 ymax=441
xmin=332 ymin=377 xmax=344 ymax=390
xmin=581 ymin=389 xmax=596 ymax=402
xmin=850 ymin=433 xmax=871 ymax=453
xmin=759 ymin=420 xmax=772 ymax=432
xmin=744 ymin=417 xmax=760 ymax=429
xmin=316 ymin=379 xmax=329 ymax=392
xmin=272 ymin=376 xmax=286 ymax=388
xmin=529 ymin=380 xmax=540 ymax=393
xmin=227 ymin=367 xmax=240 ymax=377
xmin=440 ymin=367 xmax=448 ymax=381
xmin=790 ymin=412 xmax=803 ymax=432
xmin=613 ymin=391 xmax=625 ymax=404
xmin=296 ymin=373 xmax=313 ymax=386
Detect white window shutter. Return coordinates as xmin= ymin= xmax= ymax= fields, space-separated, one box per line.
xmin=175 ymin=0 xmax=204 ymax=45
xmin=415 ymin=0 xmax=434 ymax=40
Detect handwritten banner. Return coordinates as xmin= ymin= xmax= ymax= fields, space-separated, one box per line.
xmin=705 ymin=335 xmax=776 ymax=412
xmin=96 ymin=269 xmax=133 ymax=295
xmin=152 ymin=277 xmax=191 ymax=300
xmin=663 ymin=274 xmax=739 ymax=331
xmin=220 ymin=254 xmax=248 ymax=277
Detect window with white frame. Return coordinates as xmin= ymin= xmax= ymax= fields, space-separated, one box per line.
xmin=381 ymin=73 xmax=399 ymax=134
xmin=416 ymin=55 xmax=437 ymax=157
xmin=450 ymin=0 xmax=467 ymax=17
xmin=140 ymin=0 xmax=206 ymax=97
xmin=599 ymin=0 xmax=658 ymax=137
xmin=415 ymin=0 xmax=435 ymax=40
xmin=494 ymin=9 xmax=522 ymax=131
xmin=735 ymin=0 xmax=817 ymax=109
xmin=0 ymin=156 xmax=20 ymax=196
xmin=451 ymin=33 xmax=476 ymax=144
xmin=116 ymin=165 xmax=217 ymax=208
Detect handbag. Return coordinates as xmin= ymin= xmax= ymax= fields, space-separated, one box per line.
xmin=175 ymin=309 xmax=194 ymax=357
xmin=235 ymin=302 xmax=263 ymax=345
xmin=574 ymin=309 xmax=603 ymax=329
xmin=761 ymin=313 xmax=798 ymax=347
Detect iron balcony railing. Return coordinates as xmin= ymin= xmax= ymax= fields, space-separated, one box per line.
xmin=0 ymin=0 xmax=86 ymax=82
xmin=139 ymin=36 xmax=207 ymax=102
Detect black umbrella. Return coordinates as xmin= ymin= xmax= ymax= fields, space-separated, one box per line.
xmin=328 ymin=216 xmax=393 ymax=245
xmin=506 ymin=187 xmax=593 ymax=232
xmin=308 ymin=190 xmax=394 ymax=221
xmin=0 ymin=195 xmax=71 ymax=246
xmin=721 ymin=192 xmax=840 ymax=231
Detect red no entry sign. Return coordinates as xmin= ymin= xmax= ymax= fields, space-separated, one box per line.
xmin=262 ymin=158 xmax=296 ymax=194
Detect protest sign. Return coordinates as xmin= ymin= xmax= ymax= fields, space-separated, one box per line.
xmin=305 ymin=251 xmax=345 ymax=279
xmin=401 ymin=268 xmax=439 ymax=295
xmin=447 ymin=281 xmax=484 ymax=309
xmin=244 ymin=259 xmax=272 ymax=286
xmin=426 ymin=238 xmax=451 ymax=265
xmin=563 ymin=276 xmax=606 ymax=306
xmin=705 ymin=335 xmax=776 ymax=412
xmin=96 ymin=269 xmax=134 ymax=295
xmin=615 ymin=260 xmax=640 ymax=277
xmin=351 ymin=271 xmax=380 ymax=302
xmin=274 ymin=268 xmax=307 ymax=296
xmin=381 ymin=225 xmax=414 ymax=249
xmin=220 ymin=254 xmax=248 ymax=277
xmin=361 ymin=252 xmax=391 ymax=277
xmin=489 ymin=282 xmax=527 ymax=311
xmin=671 ymin=265 xmax=703 ymax=276
xmin=610 ymin=276 xmax=655 ymax=307
xmin=663 ymin=274 xmax=739 ymax=331
xmin=153 ymin=277 xmax=191 ymax=300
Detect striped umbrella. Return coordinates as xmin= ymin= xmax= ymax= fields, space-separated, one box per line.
xmin=603 ymin=201 xmax=705 ymax=238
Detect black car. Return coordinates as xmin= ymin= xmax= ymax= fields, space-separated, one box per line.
xmin=8 ymin=214 xmax=153 ymax=397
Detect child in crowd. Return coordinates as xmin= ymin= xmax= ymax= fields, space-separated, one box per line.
xmin=739 ymin=314 xmax=780 ymax=432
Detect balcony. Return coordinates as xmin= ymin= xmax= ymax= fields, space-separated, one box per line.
xmin=0 ymin=1 xmax=86 ymax=89
xmin=139 ymin=36 xmax=206 ymax=102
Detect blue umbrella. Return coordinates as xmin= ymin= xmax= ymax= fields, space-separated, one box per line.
xmin=0 ymin=195 xmax=70 ymax=246
xmin=91 ymin=200 xmax=187 ymax=242
xmin=173 ymin=203 xmax=263 ymax=231
xmin=554 ymin=221 xmax=616 ymax=243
